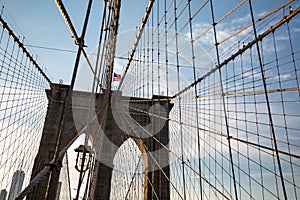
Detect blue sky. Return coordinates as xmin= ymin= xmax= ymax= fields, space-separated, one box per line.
xmin=0 ymin=0 xmax=149 ymax=84
xmin=0 ymin=0 xmax=289 ymax=84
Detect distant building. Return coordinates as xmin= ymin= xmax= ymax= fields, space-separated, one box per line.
xmin=0 ymin=189 xmax=7 ymax=200
xmin=7 ymin=170 xmax=25 ymax=200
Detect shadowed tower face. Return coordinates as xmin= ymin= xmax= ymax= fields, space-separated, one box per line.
xmin=28 ymin=84 xmax=172 ymax=200
xmin=90 ymin=92 xmax=173 ymax=200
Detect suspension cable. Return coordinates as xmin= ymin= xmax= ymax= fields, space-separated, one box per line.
xmin=117 ymin=0 xmax=155 ymax=90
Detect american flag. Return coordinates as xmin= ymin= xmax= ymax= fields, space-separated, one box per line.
xmin=113 ymin=73 xmax=121 ymax=82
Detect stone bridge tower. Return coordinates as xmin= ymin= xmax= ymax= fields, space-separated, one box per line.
xmin=28 ymin=84 xmax=172 ymax=200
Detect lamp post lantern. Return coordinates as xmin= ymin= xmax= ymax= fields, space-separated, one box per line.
xmin=73 ymin=145 xmax=93 ymax=200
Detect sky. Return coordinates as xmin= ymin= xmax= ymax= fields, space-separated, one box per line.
xmin=0 ymin=0 xmax=290 ymax=85
xmin=0 ymin=0 xmax=149 ymax=84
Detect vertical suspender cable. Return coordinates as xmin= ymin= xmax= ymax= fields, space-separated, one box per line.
xmin=209 ymin=0 xmax=239 ymax=199
xmin=173 ymin=0 xmax=187 ymax=199
xmin=187 ymin=1 xmax=203 ymax=199
xmin=94 ymin=0 xmax=108 ymax=93
xmin=117 ymin=0 xmax=155 ymax=90
xmin=46 ymin=1 xmax=94 ymax=199
xmin=248 ymin=0 xmax=287 ymax=199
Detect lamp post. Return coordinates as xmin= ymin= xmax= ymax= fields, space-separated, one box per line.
xmin=74 ymin=145 xmax=93 ymax=200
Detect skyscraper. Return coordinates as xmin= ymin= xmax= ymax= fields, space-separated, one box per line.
xmin=7 ymin=170 xmax=25 ymax=200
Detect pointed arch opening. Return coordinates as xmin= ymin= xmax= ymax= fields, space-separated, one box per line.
xmin=110 ymin=138 xmax=148 ymax=200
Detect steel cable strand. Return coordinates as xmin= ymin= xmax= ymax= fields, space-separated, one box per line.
xmin=119 ymin=106 xmax=231 ymax=199
xmin=14 ymin=98 xmax=109 ymax=200
xmin=14 ymin=165 xmax=52 ymax=200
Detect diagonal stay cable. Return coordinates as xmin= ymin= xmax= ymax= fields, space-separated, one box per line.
xmin=120 ymin=108 xmax=228 ymax=199
xmin=0 ymin=15 xmax=51 ymax=84
xmin=119 ymin=110 xmax=184 ymax=200
xmin=15 ymin=1 xmax=95 ymax=198
xmin=124 ymin=154 xmax=143 ymax=199
xmin=52 ymin=0 xmax=93 ymax=175
xmin=55 ymin=0 xmax=101 ymax=88
xmin=119 ymin=106 xmax=230 ymax=200
xmin=55 ymin=0 xmax=79 ymax=44
xmin=176 ymin=0 xmax=295 ymax=69
xmin=127 ymin=103 xmax=300 ymax=160
xmin=79 ymin=2 xmax=111 ymax=196
xmin=14 ymin=98 xmax=109 ymax=200
xmin=173 ymin=6 xmax=300 ymax=98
